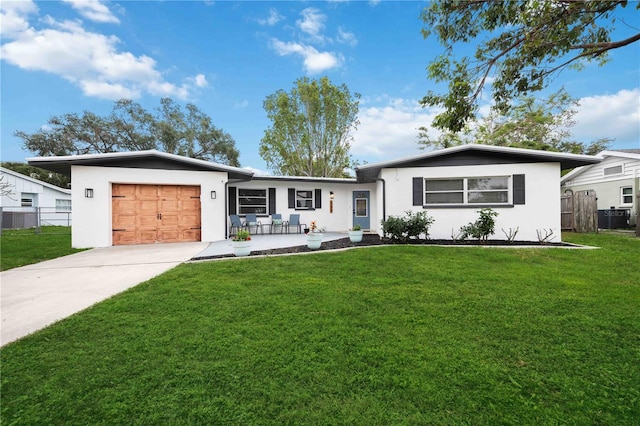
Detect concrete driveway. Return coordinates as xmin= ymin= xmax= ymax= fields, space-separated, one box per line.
xmin=1 ymin=241 xmax=208 ymax=347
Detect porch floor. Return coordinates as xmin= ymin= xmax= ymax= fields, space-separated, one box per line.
xmin=194 ymin=232 xmax=349 ymax=259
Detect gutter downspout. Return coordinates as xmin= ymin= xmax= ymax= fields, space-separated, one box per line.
xmin=224 ymin=180 xmax=229 ymax=240
xmin=376 ymin=177 xmax=386 ymax=223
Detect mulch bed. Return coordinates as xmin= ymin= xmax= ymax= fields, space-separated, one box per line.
xmin=191 ymin=234 xmax=574 ymax=261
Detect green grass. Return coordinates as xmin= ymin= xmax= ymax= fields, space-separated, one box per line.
xmin=0 ymin=227 xmax=85 ymax=271
xmin=1 ymin=233 xmax=639 ymax=424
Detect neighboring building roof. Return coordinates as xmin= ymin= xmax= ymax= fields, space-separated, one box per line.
xmin=0 ymin=166 xmax=71 ymax=195
xmin=27 ymin=150 xmax=254 ymax=181
xmin=561 ymin=150 xmax=640 ymax=183
xmin=612 ymin=149 xmax=640 ymax=155
xmin=356 ymin=144 xmax=601 ymax=183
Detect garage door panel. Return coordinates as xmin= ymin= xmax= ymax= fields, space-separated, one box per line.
xmin=182 ymin=229 xmax=201 ymax=241
xmin=160 ymin=200 xmax=179 ymax=212
xmin=112 ymin=184 xmax=201 ymax=245
xmin=113 ymin=230 xmax=137 ymax=245
xmin=180 ymin=214 xmax=200 ymax=227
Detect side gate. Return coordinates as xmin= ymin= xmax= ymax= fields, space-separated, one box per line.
xmin=562 ymin=189 xmax=598 ymax=233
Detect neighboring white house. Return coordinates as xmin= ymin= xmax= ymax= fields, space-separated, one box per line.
xmin=0 ymin=166 xmax=72 ymax=228
xmin=28 ymin=145 xmax=599 ymax=248
xmin=561 ymin=150 xmax=640 ymax=227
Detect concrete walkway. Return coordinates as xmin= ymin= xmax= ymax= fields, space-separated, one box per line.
xmin=1 ymin=241 xmax=208 ymax=346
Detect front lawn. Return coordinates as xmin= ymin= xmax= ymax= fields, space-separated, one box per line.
xmin=0 ymin=227 xmax=85 ymax=271
xmin=1 ymin=233 xmax=639 ymax=424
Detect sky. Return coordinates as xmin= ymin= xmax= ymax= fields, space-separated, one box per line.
xmin=1 ymin=0 xmax=639 ymax=175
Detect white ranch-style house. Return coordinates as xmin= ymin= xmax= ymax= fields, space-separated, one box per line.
xmin=28 ymin=144 xmax=600 ymax=248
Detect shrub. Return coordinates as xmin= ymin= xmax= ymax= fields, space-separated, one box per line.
xmin=381 ymin=211 xmax=434 ymax=242
xmin=460 ymin=208 xmax=498 ymax=242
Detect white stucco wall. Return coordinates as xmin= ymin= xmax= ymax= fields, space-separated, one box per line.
xmin=71 ymin=166 xmax=228 ymax=248
xmin=231 ymin=179 xmax=377 ymax=233
xmin=379 ymin=162 xmax=562 ymax=242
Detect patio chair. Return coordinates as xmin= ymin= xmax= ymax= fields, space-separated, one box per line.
xmin=286 ymin=214 xmax=306 ymax=234
xmin=245 ymin=214 xmax=262 ymax=234
xmin=229 ymin=214 xmax=245 ymax=236
xmin=270 ymin=213 xmax=285 ymax=234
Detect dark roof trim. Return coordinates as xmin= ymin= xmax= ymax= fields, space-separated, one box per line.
xmin=252 ymin=175 xmax=357 ymax=184
xmin=27 ymin=150 xmax=253 ymax=180
xmin=356 ymin=144 xmax=601 ymax=183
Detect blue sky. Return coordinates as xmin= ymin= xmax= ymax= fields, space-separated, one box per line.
xmin=1 ymin=0 xmax=639 ymax=174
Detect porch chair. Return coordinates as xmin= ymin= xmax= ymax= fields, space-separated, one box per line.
xmin=245 ymin=214 xmax=262 ymax=234
xmin=270 ymin=213 xmax=285 ymax=234
xmin=286 ymin=214 xmax=306 ymax=234
xmin=229 ymin=214 xmax=245 ymax=236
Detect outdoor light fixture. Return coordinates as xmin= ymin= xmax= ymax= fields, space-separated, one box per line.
xmin=330 ymin=191 xmax=335 ymax=213
xmin=211 ymin=190 xmax=216 ymax=199
xmin=85 ymin=188 xmax=94 ymax=198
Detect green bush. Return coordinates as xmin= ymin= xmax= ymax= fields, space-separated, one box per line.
xmin=460 ymin=208 xmax=498 ymax=242
xmin=381 ymin=210 xmax=434 ymax=242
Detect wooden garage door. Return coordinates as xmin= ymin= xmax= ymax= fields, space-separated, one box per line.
xmin=112 ymin=184 xmax=201 ymax=245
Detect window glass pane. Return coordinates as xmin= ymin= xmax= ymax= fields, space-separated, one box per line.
xmin=355 ymin=199 xmax=367 ymax=216
xmin=238 ymin=189 xmax=267 ymax=214
xmin=622 ymin=187 xmax=632 ymax=195
xmin=239 ymin=206 xmax=267 ymax=214
xmin=468 ymin=177 xmax=508 ymax=190
xmin=426 ymin=192 xmax=463 ymax=204
xmin=56 ymin=199 xmax=71 ymax=211
xmin=240 ymin=189 xmax=266 ymax=197
xmin=468 ymin=191 xmax=508 ymax=204
xmin=425 ymin=179 xmax=463 ymax=191
xmin=296 ymin=190 xmax=313 ymax=209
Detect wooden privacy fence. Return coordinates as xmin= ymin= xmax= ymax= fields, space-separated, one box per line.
xmin=561 ymin=190 xmax=598 ymax=233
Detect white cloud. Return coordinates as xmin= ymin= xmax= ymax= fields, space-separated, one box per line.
xmin=62 ymin=0 xmax=120 ymax=24
xmin=0 ymin=6 xmax=205 ymax=101
xmin=188 ymin=73 xmax=208 ymax=88
xmin=352 ymin=97 xmax=439 ymax=160
xmin=296 ymin=8 xmax=326 ymax=43
xmin=573 ymin=88 xmax=640 ymax=147
xmin=258 ymin=8 xmax=284 ymax=26
xmin=270 ymin=39 xmax=341 ymax=74
xmin=234 ymin=100 xmax=249 ymax=109
xmin=337 ymin=27 xmax=357 ymax=47
xmin=0 ymin=0 xmax=38 ymax=38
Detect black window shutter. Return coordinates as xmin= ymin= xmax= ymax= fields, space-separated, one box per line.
xmin=228 ymin=186 xmax=237 ymax=214
xmin=268 ymin=188 xmax=276 ymax=214
xmin=412 ymin=178 xmax=423 ymax=206
xmin=288 ymin=188 xmax=295 ymax=209
xmin=513 ymin=174 xmax=525 ymax=205
xmin=315 ymin=189 xmax=322 ymax=209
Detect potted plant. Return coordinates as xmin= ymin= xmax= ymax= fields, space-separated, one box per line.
xmin=348 ymin=224 xmax=363 ymax=242
xmin=306 ymin=220 xmax=323 ymax=250
xmin=231 ymin=230 xmax=252 ymax=257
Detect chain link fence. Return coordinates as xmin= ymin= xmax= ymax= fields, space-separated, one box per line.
xmin=1 ymin=207 xmax=72 ymax=234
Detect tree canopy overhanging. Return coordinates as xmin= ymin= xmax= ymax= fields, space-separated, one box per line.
xmin=15 ymin=98 xmax=240 ymax=167
xmin=420 ymin=0 xmax=640 ymax=132
xmin=259 ymin=76 xmax=360 ymax=178
xmin=418 ymin=89 xmax=612 ymax=155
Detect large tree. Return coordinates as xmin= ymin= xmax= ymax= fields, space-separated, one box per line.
xmin=15 ymin=98 xmax=240 ymax=166
xmin=420 ymin=0 xmax=640 ymax=132
xmin=259 ymin=76 xmax=360 ymax=177
xmin=418 ymin=89 xmax=612 ymax=155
